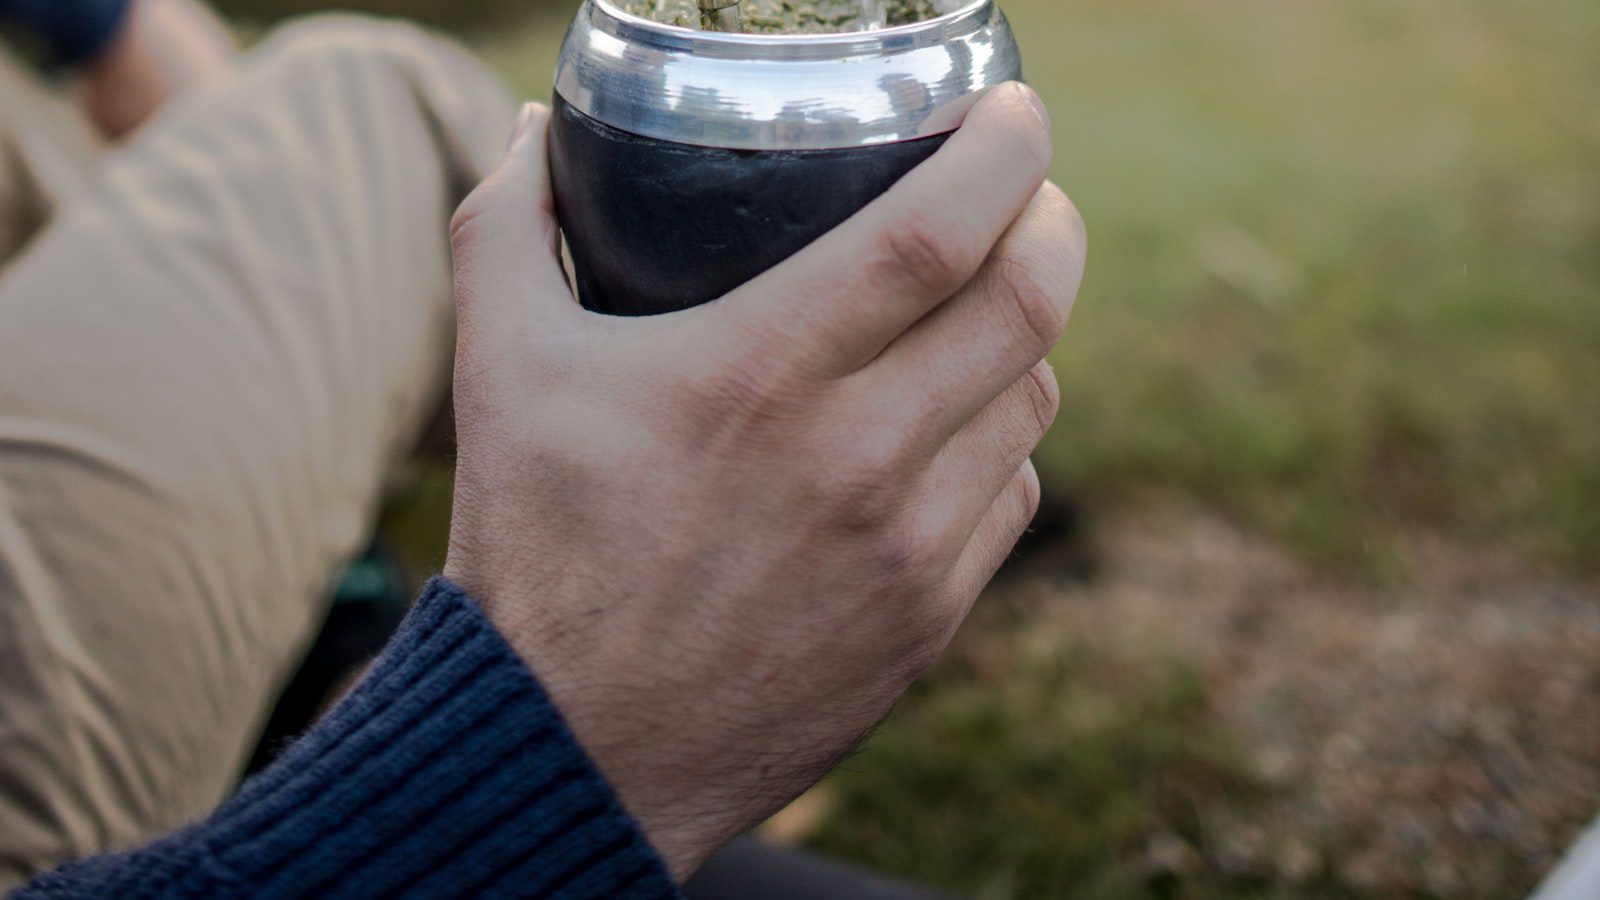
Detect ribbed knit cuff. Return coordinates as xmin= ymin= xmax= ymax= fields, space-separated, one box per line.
xmin=209 ymin=577 xmax=682 ymax=898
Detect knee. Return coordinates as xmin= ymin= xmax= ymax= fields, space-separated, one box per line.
xmin=253 ymin=13 xmax=471 ymax=80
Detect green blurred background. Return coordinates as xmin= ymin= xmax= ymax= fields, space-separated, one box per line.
xmin=223 ymin=0 xmax=1600 ymax=896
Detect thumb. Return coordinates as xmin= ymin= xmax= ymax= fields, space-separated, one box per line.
xmin=449 ymin=102 xmax=578 ymax=347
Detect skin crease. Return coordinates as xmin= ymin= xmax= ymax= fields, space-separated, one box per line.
xmin=444 ymin=83 xmax=1086 ymax=881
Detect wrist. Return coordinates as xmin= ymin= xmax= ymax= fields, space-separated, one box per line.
xmin=443 ymin=557 xmax=726 ymax=881
xmin=203 ymin=577 xmax=683 ymax=897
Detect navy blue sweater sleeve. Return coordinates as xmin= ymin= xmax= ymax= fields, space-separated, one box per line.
xmin=11 ymin=578 xmax=682 ymax=899
xmin=0 ymin=0 xmax=132 ymax=65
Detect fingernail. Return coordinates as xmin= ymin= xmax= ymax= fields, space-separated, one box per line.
xmin=506 ymin=103 xmax=535 ymax=150
xmin=1016 ymin=83 xmax=1050 ymax=131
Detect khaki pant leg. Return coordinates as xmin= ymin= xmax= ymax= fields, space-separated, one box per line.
xmin=0 ymin=16 xmax=515 ymax=886
xmin=0 ymin=45 xmax=104 ymax=264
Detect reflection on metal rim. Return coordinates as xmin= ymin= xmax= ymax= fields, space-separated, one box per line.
xmin=553 ymin=0 xmax=1023 ymax=151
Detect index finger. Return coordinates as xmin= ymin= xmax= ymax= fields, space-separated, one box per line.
xmin=727 ymin=82 xmax=1053 ymax=377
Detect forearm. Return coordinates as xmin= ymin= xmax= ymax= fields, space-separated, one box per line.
xmin=11 ymin=580 xmax=679 ymax=899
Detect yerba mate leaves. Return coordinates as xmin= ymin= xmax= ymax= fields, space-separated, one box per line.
xmin=613 ymin=0 xmax=939 ymax=33
xmin=885 ymin=0 xmax=939 ymax=25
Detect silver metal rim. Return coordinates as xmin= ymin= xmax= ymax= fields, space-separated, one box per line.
xmin=554 ymin=0 xmax=1023 ymax=150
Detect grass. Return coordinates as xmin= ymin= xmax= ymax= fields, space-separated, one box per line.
xmin=1019 ymin=0 xmax=1600 ymax=574
xmin=230 ymin=0 xmax=1600 ymax=575
xmin=805 ymin=630 xmax=1277 ymax=900
xmin=224 ymin=0 xmax=1599 ymax=895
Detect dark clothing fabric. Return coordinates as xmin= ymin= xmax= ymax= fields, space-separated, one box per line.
xmin=10 ymin=578 xmax=681 ymax=899
xmin=0 ymin=0 xmax=131 ymax=64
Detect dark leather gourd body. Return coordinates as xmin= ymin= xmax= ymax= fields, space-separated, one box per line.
xmin=549 ymin=94 xmax=950 ymax=317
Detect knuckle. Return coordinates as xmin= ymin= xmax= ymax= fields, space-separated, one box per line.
xmin=991 ymin=254 xmax=1069 ymax=355
xmin=850 ymin=445 xmax=904 ymax=501
xmin=874 ymin=520 xmax=943 ymax=585
xmin=841 ymin=442 xmax=902 ymax=500
xmin=451 ymin=185 xmax=559 ymax=274
xmin=449 ymin=188 xmax=493 ymax=251
xmin=1017 ymin=463 xmax=1043 ymax=523
xmin=817 ymin=433 xmax=909 ymax=533
xmin=1015 ymin=363 xmax=1061 ymax=440
xmin=827 ymin=491 xmax=896 ymax=538
xmin=879 ymin=206 xmax=979 ymax=297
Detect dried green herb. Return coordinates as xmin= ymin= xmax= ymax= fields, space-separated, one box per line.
xmin=614 ymin=0 xmax=940 ymax=33
xmin=885 ymin=0 xmax=938 ymax=26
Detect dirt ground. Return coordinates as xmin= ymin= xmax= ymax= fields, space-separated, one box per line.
xmin=997 ymin=508 xmax=1600 ymax=896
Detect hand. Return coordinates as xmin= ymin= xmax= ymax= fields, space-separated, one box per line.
xmin=445 ymin=84 xmax=1086 ymax=880
xmin=76 ymin=0 xmax=235 ymax=137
